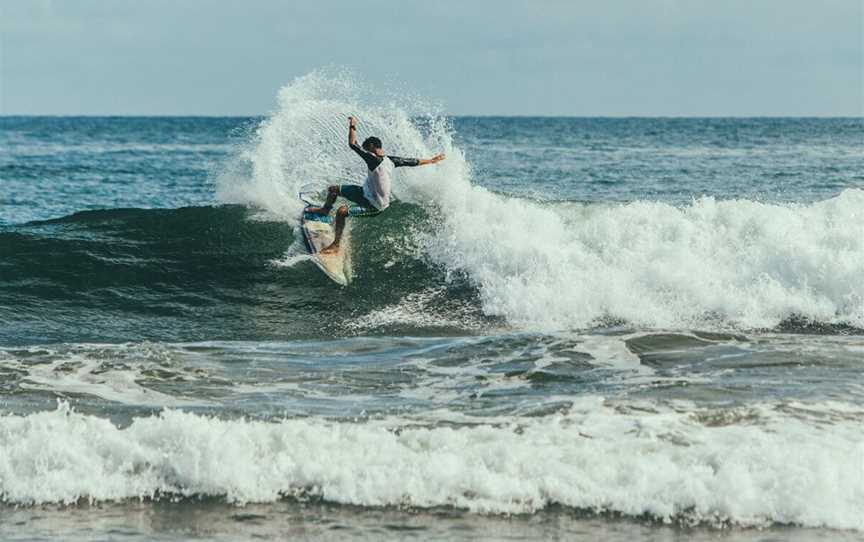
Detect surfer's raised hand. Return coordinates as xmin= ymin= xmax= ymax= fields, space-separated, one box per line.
xmin=348 ymin=116 xmax=358 ymax=146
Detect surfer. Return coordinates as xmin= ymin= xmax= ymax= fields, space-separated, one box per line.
xmin=308 ymin=116 xmax=445 ymax=254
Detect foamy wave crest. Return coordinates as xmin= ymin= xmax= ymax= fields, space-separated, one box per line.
xmin=1 ymin=401 xmax=862 ymax=530
xmin=215 ymin=69 xmax=446 ymax=220
xmin=422 ymin=188 xmax=864 ymax=330
xmin=217 ymin=70 xmax=863 ymax=331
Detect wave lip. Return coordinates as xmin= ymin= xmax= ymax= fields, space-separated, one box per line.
xmin=2 ymin=401 xmax=862 ymax=531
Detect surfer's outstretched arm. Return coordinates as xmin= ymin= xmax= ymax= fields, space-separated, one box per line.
xmin=389 ymin=154 xmax=446 ymax=167
xmin=417 ymin=154 xmax=446 ymax=166
xmin=348 ymin=116 xmax=444 ymax=168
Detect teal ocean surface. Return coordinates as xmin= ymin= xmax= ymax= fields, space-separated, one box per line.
xmin=1 ymin=74 xmax=863 ymax=540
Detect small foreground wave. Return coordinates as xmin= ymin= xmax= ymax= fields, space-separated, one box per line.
xmin=1 ymin=400 xmax=862 ymax=530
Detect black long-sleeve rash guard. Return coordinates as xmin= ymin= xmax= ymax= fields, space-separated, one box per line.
xmin=350 ymin=142 xmax=420 ymax=170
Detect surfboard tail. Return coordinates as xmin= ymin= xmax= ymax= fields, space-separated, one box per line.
xmin=300 ymin=210 xmax=351 ymax=286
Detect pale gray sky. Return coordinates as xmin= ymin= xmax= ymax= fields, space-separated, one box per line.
xmin=1 ymin=0 xmax=862 ymax=116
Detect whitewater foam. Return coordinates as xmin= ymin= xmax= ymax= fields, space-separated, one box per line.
xmin=420 ymin=184 xmax=864 ymax=331
xmin=9 ymin=344 xmax=211 ymax=408
xmin=1 ymin=400 xmax=862 ymax=530
xmin=218 ymin=71 xmax=864 ymax=332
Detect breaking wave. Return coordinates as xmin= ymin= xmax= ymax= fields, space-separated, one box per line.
xmin=2 ymin=400 xmax=862 ymax=531
xmin=213 ymin=70 xmax=864 ymax=332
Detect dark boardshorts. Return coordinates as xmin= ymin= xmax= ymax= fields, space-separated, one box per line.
xmin=339 ymin=184 xmax=382 ymax=217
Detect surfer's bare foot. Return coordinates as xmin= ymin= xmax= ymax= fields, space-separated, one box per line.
xmin=320 ymin=243 xmax=339 ymax=255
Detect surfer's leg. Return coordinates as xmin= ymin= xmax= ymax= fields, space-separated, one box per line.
xmin=321 ymin=205 xmax=349 ymax=254
xmin=307 ymin=185 xmax=340 ymax=215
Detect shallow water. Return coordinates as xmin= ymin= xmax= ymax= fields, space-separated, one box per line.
xmin=2 ymin=502 xmax=862 ymax=542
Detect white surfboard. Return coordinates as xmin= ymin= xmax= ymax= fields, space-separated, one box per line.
xmin=301 ymin=211 xmax=351 ymax=286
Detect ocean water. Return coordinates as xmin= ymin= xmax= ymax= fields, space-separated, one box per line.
xmin=1 ymin=73 xmax=863 ymax=541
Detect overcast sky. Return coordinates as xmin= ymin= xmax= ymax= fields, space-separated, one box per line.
xmin=1 ymin=0 xmax=862 ymax=116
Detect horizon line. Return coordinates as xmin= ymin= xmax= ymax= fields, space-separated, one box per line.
xmin=1 ymin=113 xmax=862 ymax=119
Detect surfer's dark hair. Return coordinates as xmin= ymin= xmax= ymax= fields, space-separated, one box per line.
xmin=362 ymin=136 xmax=382 ymax=151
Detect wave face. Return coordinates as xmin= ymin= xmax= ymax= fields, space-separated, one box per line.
xmin=214 ymin=71 xmax=864 ymax=333
xmin=0 ymin=204 xmax=485 ymax=344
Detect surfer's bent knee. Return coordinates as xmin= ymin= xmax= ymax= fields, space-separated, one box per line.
xmin=336 ymin=205 xmax=349 ymax=217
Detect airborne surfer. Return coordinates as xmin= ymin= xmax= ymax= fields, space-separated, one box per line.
xmin=307 ymin=116 xmax=446 ymax=254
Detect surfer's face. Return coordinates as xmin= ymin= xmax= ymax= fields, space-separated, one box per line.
xmin=362 ymin=136 xmax=384 ymax=155
xmin=363 ymin=143 xmax=385 ymax=156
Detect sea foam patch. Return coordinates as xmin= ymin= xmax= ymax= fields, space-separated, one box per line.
xmin=1 ymin=400 xmax=861 ymax=530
